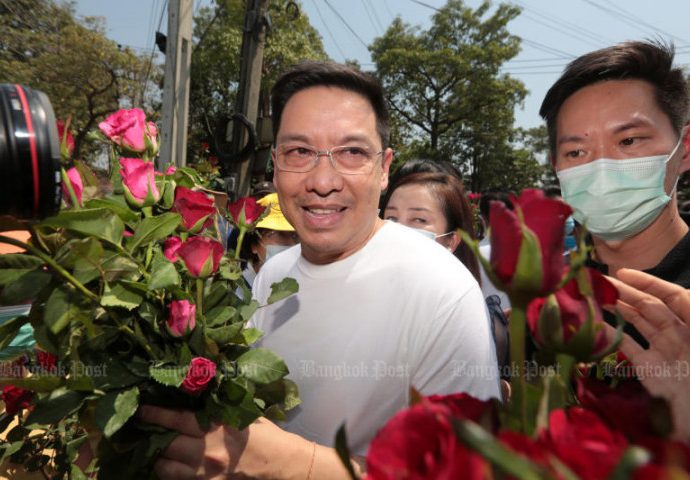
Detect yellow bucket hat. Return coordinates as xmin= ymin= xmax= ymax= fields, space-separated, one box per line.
xmin=256 ymin=193 xmax=294 ymax=231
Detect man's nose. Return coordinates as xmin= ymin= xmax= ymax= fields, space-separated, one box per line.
xmin=304 ymin=152 xmax=343 ymax=196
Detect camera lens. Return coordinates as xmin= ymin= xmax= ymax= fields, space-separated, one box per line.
xmin=0 ymin=84 xmax=61 ymax=220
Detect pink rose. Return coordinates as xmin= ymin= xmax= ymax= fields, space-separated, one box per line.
xmin=164 ymin=236 xmax=183 ymax=262
xmin=145 ymin=121 xmax=159 ymax=156
xmin=164 ymin=165 xmax=176 ymax=175
xmin=177 ymin=236 xmax=223 ymax=278
xmin=56 ymin=119 xmax=74 ymax=157
xmin=166 ymin=300 xmax=196 ymax=337
xmin=172 ymin=187 xmax=216 ymax=233
xmin=119 ymin=157 xmax=160 ymax=207
xmin=61 ymin=167 xmax=83 ymax=206
xmin=99 ymin=108 xmax=149 ymax=153
xmin=181 ymin=357 xmax=216 ymax=395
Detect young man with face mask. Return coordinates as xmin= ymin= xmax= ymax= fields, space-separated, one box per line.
xmin=539 ymin=40 xmax=690 ymax=346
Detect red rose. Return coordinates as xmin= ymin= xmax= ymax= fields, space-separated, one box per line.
xmin=426 ymin=393 xmax=497 ymax=430
xmin=177 ymin=236 xmax=223 ymax=278
xmin=577 ymin=376 xmax=667 ymax=442
xmin=119 ymin=157 xmax=161 ymax=207
xmin=164 ymin=236 xmax=183 ymax=262
xmin=366 ymin=400 xmax=490 ymax=480
xmin=172 ymin=187 xmax=216 ymax=233
xmin=61 ymin=167 xmax=83 ymax=207
xmin=166 ymin=300 xmax=196 ymax=337
xmin=499 ymin=430 xmax=555 ymax=476
xmin=181 ymin=357 xmax=216 ymax=395
xmin=99 ymin=108 xmax=150 ymax=153
xmin=489 ymin=189 xmax=571 ymax=298
xmin=56 ymin=119 xmax=74 ymax=157
xmin=1 ymin=385 xmax=34 ymax=415
xmin=227 ymin=197 xmax=265 ymax=228
xmin=36 ymin=351 xmax=57 ymax=374
xmin=527 ymin=267 xmax=618 ymax=361
xmin=539 ymin=407 xmax=628 ymax=479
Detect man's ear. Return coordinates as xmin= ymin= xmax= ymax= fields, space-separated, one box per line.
xmin=380 ymin=148 xmax=394 ymax=191
xmin=681 ymin=125 xmax=690 ymax=174
xmin=271 ymin=149 xmax=278 ymax=189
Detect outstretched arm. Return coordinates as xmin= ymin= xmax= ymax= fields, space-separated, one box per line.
xmin=606 ymin=268 xmax=690 ymax=442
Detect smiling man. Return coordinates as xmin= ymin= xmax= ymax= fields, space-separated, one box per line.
xmin=539 ymin=41 xmax=690 ymax=346
xmin=142 ymin=62 xmax=499 ymax=479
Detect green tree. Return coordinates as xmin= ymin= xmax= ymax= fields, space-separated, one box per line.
xmin=370 ymin=0 xmax=529 ymax=192
xmin=187 ymin=0 xmax=328 ymax=164
xmin=0 ymin=0 xmax=158 ymax=162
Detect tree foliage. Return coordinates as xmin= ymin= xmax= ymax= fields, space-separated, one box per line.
xmin=0 ymin=0 xmax=159 ymax=162
xmin=188 ymin=0 xmax=328 ymax=163
xmin=371 ymin=0 xmax=537 ymax=193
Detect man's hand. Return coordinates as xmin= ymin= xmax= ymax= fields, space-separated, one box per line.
xmin=138 ymin=406 xmax=312 ymax=479
xmin=606 ymin=268 xmax=690 ymax=441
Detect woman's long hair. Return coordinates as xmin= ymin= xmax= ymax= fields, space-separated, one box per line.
xmin=381 ymin=171 xmax=481 ymax=283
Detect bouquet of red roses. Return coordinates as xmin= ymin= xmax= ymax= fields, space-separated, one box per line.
xmin=0 ymin=109 xmax=298 ymax=478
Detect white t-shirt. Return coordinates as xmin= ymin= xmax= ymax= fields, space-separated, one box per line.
xmin=252 ymin=221 xmax=500 ymax=454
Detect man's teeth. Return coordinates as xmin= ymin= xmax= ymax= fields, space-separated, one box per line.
xmin=308 ymin=208 xmax=338 ymax=214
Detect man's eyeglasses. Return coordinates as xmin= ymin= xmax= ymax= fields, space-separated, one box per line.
xmin=273 ymin=144 xmax=383 ymax=174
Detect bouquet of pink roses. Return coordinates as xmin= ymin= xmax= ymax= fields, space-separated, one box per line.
xmin=0 ymin=109 xmax=298 ymax=478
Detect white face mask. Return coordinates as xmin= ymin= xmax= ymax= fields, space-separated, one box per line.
xmin=264 ymin=244 xmax=292 ymax=262
xmin=410 ymin=227 xmax=453 ymax=241
xmin=557 ymin=137 xmax=682 ymax=241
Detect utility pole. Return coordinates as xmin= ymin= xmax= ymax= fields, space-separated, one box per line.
xmin=227 ymin=0 xmax=270 ymax=198
xmin=160 ymin=0 xmax=193 ymax=169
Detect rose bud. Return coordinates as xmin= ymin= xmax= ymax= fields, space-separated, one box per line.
xmin=99 ymin=108 xmax=149 ymax=153
xmin=164 ymin=236 xmax=183 ymax=262
xmin=172 ymin=187 xmax=216 ymax=233
xmin=177 ymin=236 xmax=223 ymax=278
xmin=56 ymin=119 xmax=74 ymax=158
xmin=144 ymin=121 xmax=159 ymax=157
xmin=119 ymin=157 xmax=161 ymax=208
xmin=180 ymin=357 xmax=217 ymax=395
xmin=61 ymin=167 xmax=83 ymax=207
xmin=166 ymin=300 xmax=196 ymax=337
xmin=486 ymin=189 xmax=572 ymax=299
xmin=527 ymin=267 xmax=620 ymax=362
xmin=227 ymin=197 xmax=265 ymax=229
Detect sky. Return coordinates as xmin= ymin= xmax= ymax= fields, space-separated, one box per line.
xmin=74 ymin=0 xmax=690 ymax=130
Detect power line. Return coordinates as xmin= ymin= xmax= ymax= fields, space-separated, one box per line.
xmin=140 ymin=0 xmax=168 ymax=104
xmin=580 ymin=0 xmax=675 ymax=41
xmin=600 ymin=0 xmax=690 ymax=46
xmin=310 ymin=0 xmax=348 ymax=61
xmin=382 ymin=0 xmax=395 ymax=18
xmin=520 ymin=38 xmax=574 ymax=59
xmin=519 ymin=11 xmax=601 ymax=49
xmin=323 ymin=0 xmax=369 ymax=49
xmin=360 ymin=0 xmax=382 ymax=35
xmin=365 ymin=0 xmax=386 ymax=32
xmin=407 ymin=0 xmax=441 ymax=13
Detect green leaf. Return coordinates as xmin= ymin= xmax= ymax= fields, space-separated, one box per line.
xmin=608 ymin=446 xmax=652 ymax=480
xmin=0 ymin=441 xmax=24 ymax=463
xmin=283 ymin=379 xmax=301 ymax=411
xmin=241 ymin=327 xmax=263 ymax=345
xmin=149 ymin=252 xmax=181 ymax=290
xmin=149 ymin=364 xmax=186 ymax=387
xmin=101 ymin=283 xmax=144 ymax=310
xmin=205 ymin=306 xmax=237 ymax=327
xmin=0 ymin=314 xmax=28 ymax=351
xmin=334 ymin=425 xmax=358 ymax=480
xmin=0 ymin=270 xmax=51 ymax=305
xmin=95 ymin=387 xmax=140 ymax=438
xmin=0 ymin=268 xmax=36 ymax=285
xmin=25 ymin=388 xmax=86 ymax=425
xmin=126 ymin=212 xmax=181 ymax=252
xmin=101 ymin=253 xmax=141 ymax=283
xmin=68 ymin=237 xmax=106 ymax=284
xmin=205 ymin=281 xmax=234 ymax=311
xmin=239 ymin=300 xmax=259 ymax=322
xmin=452 ymin=420 xmax=545 ymax=480
xmin=44 ymin=286 xmax=83 ymax=334
xmin=267 ymin=277 xmax=299 ymax=304
xmin=0 ymin=253 xmax=44 ymax=269
xmin=207 ymin=323 xmax=244 ymax=344
xmin=237 ymin=348 xmax=289 ymax=384
xmin=86 ymin=197 xmax=139 ymax=223
xmin=42 ymin=208 xmax=125 ymax=245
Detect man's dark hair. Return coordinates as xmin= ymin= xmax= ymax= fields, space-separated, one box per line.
xmin=539 ymin=40 xmax=690 ymax=157
xmin=478 ymin=190 xmax=513 ymax=223
xmin=270 ymin=61 xmax=390 ymax=149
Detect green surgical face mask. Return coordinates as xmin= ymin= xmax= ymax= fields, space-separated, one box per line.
xmin=556 ymin=137 xmax=682 ymax=242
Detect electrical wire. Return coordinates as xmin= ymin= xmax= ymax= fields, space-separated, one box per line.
xmin=407 ymin=0 xmax=441 ymax=13
xmin=360 ymin=0 xmax=382 ymax=35
xmin=520 ymin=38 xmax=574 ymax=59
xmin=310 ymin=0 xmax=348 ymax=61
xmin=323 ymin=0 xmax=369 ymax=49
xmin=600 ymin=0 xmax=690 ymax=46
xmin=140 ymin=0 xmax=168 ymax=104
xmin=519 ymin=11 xmax=601 ymax=49
xmin=365 ymin=0 xmax=386 ymax=32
